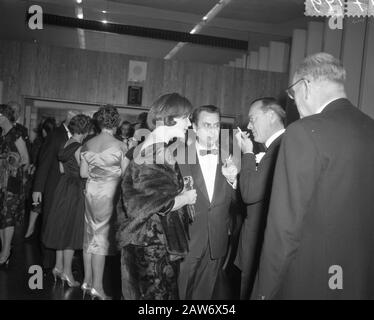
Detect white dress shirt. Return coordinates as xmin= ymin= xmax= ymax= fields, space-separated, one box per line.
xmin=196 ymin=142 xmax=218 ymax=203
xmin=265 ymin=128 xmax=285 ymax=149
xmin=254 ymin=129 xmax=285 ymax=165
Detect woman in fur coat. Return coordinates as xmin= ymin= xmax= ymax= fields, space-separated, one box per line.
xmin=117 ymin=93 xmax=196 ymax=300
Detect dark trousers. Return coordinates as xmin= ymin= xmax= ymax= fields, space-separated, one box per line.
xmin=178 ymin=246 xmax=229 ymax=300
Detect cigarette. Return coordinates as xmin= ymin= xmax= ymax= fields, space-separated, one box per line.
xmin=237 ymin=127 xmax=245 ymax=138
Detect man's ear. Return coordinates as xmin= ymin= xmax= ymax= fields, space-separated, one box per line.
xmin=268 ymin=110 xmax=276 ymax=124
xmin=303 ymin=80 xmax=310 ymax=101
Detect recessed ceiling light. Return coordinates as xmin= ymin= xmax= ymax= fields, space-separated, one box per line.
xmin=76 ymin=0 xmax=82 ymax=4
xmin=102 ymin=10 xmax=107 ymax=13
xmin=76 ymin=7 xmax=83 ymax=19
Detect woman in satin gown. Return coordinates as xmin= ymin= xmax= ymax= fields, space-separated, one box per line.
xmin=80 ymin=106 xmax=127 ymax=300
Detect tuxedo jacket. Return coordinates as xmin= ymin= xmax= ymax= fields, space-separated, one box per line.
xmin=178 ymin=144 xmax=236 ymax=260
xmin=253 ymin=98 xmax=374 ymax=299
xmin=33 ymin=125 xmax=69 ymax=230
xmin=235 ymin=134 xmax=282 ymax=298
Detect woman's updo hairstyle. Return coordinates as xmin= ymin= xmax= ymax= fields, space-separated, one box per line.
xmin=0 ymin=104 xmax=15 ymax=122
xmin=94 ymin=105 xmax=120 ymax=130
xmin=68 ymin=114 xmax=92 ymax=135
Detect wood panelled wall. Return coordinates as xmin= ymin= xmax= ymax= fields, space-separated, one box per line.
xmin=0 ymin=39 xmax=288 ymax=122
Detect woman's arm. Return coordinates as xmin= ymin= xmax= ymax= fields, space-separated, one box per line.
xmin=80 ymin=154 xmax=89 ymax=178
xmin=59 ymin=161 xmax=64 ymax=174
xmin=75 ymin=146 xmax=82 ymax=166
xmin=15 ymin=137 xmax=30 ymax=167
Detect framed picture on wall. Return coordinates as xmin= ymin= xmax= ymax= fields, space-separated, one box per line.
xmin=127 ymin=85 xmax=143 ymax=106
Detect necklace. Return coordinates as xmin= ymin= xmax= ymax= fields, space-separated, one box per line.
xmin=102 ymin=128 xmax=114 ymax=136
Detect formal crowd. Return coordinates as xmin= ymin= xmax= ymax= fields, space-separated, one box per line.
xmin=1 ymin=52 xmax=374 ymax=300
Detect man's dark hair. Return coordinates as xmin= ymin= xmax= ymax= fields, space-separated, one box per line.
xmin=250 ymin=97 xmax=286 ymax=124
xmin=191 ymin=105 xmax=221 ymax=125
xmin=117 ymin=120 xmax=135 ymax=138
xmin=38 ymin=117 xmax=56 ymax=138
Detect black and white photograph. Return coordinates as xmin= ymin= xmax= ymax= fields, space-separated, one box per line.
xmin=0 ymin=0 xmax=374 ymax=306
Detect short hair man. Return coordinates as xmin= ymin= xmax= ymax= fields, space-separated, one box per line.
xmin=234 ymin=97 xmax=285 ymax=299
xmin=178 ymin=105 xmax=237 ymax=300
xmin=253 ymin=53 xmax=374 ymax=299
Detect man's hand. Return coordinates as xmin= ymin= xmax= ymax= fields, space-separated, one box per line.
xmin=222 ymin=156 xmax=238 ymax=186
xmin=182 ymin=189 xmax=197 ymax=206
xmin=235 ymin=130 xmax=253 ymax=154
xmin=32 ymin=192 xmax=42 ymax=204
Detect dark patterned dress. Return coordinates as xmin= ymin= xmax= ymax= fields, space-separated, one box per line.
xmin=0 ymin=127 xmax=26 ymax=229
xmin=117 ymin=142 xmax=190 ymax=300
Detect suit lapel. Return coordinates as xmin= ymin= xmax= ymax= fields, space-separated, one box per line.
xmin=262 ymin=134 xmax=283 ymax=161
xmin=211 ymin=160 xmax=225 ymax=206
xmin=191 ymin=153 xmax=210 ymax=203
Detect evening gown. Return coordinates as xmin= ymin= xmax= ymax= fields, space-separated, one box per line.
xmin=81 ymin=145 xmax=124 ymax=256
xmin=42 ymin=142 xmax=85 ymax=249
xmin=0 ymin=127 xmax=25 ymax=229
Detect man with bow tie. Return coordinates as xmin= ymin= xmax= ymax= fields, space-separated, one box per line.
xmin=234 ymin=97 xmax=285 ymax=299
xmin=178 ymin=105 xmax=238 ymax=300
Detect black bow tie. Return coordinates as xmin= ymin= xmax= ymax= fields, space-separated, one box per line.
xmin=199 ymin=149 xmax=219 ymax=156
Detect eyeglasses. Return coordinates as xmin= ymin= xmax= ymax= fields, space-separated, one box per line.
xmin=201 ymin=122 xmax=220 ymax=130
xmin=286 ymin=78 xmax=309 ymax=100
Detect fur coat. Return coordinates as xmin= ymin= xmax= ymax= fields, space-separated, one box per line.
xmin=116 ymin=142 xmax=189 ymax=259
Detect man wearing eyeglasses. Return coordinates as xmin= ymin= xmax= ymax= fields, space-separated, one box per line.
xmin=234 ymin=97 xmax=285 ymax=300
xmin=252 ymin=52 xmax=374 ymax=299
xmin=178 ymin=105 xmax=238 ymax=300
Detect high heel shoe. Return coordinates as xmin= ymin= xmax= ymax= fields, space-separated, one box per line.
xmin=51 ymin=267 xmax=63 ymax=283
xmin=0 ymin=250 xmax=12 ymax=267
xmin=90 ymin=288 xmax=112 ymax=300
xmin=61 ymin=273 xmax=80 ymax=288
xmin=81 ymin=283 xmax=92 ymax=298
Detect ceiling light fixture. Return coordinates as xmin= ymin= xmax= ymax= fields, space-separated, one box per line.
xmin=189 ymin=25 xmax=202 ymax=35
xmin=164 ymin=42 xmax=186 ymax=60
xmin=102 ymin=10 xmax=107 ymax=13
xmin=76 ymin=7 xmax=83 ymax=19
xmin=102 ymin=20 xmax=108 ymax=24
xmin=165 ymin=0 xmax=232 ymax=59
xmin=76 ymin=0 xmax=82 ymax=4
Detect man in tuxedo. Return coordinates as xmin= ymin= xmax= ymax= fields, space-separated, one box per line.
xmin=253 ymin=53 xmax=374 ymax=299
xmin=32 ymin=111 xmax=75 ymax=270
xmin=178 ymin=105 xmax=238 ymax=300
xmin=234 ymin=97 xmax=285 ymax=299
